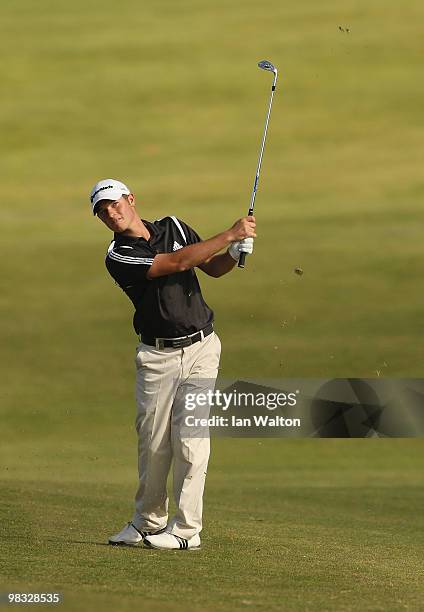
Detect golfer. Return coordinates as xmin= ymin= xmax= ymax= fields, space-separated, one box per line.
xmin=90 ymin=178 xmax=255 ymax=550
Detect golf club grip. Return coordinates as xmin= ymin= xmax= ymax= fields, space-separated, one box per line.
xmin=238 ymin=252 xmax=247 ymax=268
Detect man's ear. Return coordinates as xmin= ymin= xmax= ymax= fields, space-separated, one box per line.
xmin=127 ymin=193 xmax=136 ymax=207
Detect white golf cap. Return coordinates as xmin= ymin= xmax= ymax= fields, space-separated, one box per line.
xmin=90 ymin=178 xmax=131 ymax=214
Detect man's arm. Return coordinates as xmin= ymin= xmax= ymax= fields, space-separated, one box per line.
xmin=197 ymin=236 xmax=254 ymax=277
xmin=146 ymin=216 xmax=256 ymax=279
xmin=197 ymin=251 xmax=236 ymax=278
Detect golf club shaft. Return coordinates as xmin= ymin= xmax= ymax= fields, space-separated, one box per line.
xmin=238 ymin=70 xmax=278 ymax=268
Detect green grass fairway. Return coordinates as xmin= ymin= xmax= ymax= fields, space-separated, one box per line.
xmin=1 ymin=440 xmax=423 ymax=611
xmin=1 ymin=0 xmax=424 ymax=609
xmin=1 ymin=0 xmax=424 ymax=382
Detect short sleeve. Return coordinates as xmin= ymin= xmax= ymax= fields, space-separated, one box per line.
xmin=176 ymin=219 xmax=203 ymax=244
xmin=105 ymin=242 xmax=155 ymax=289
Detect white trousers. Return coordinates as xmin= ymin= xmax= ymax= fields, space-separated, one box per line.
xmin=132 ymin=331 xmax=221 ymax=539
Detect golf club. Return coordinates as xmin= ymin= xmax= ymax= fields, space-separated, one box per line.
xmin=238 ymin=60 xmax=278 ymax=269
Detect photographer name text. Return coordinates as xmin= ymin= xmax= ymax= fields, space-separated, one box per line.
xmin=185 ymin=415 xmax=301 ymax=428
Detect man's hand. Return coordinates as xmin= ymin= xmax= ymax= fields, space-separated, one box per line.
xmin=228 ymin=238 xmax=254 ymax=261
xmin=226 ymin=216 xmax=256 ymax=242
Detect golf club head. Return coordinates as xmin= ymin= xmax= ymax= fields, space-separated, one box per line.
xmin=258 ymin=60 xmax=277 ymax=73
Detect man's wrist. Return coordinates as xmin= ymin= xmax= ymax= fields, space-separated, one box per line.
xmin=222 ymin=229 xmax=235 ymax=244
xmin=227 ymin=241 xmax=240 ymax=261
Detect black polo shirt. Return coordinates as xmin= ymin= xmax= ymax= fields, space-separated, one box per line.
xmin=105 ymin=216 xmax=214 ymax=338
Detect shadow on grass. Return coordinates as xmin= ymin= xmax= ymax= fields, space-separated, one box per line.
xmin=66 ymin=539 xmax=153 ymax=550
xmin=67 ymin=540 xmax=113 ymax=547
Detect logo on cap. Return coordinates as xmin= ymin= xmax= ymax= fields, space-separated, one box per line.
xmin=90 ymin=184 xmax=115 ymax=203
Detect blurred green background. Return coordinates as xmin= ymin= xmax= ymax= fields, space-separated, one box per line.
xmin=1 ymin=0 xmax=423 ymax=610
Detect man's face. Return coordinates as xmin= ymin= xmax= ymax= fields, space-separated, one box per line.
xmin=95 ymin=195 xmax=136 ymax=233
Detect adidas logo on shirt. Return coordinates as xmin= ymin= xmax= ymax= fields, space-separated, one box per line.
xmin=172 ymin=241 xmax=183 ymax=251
